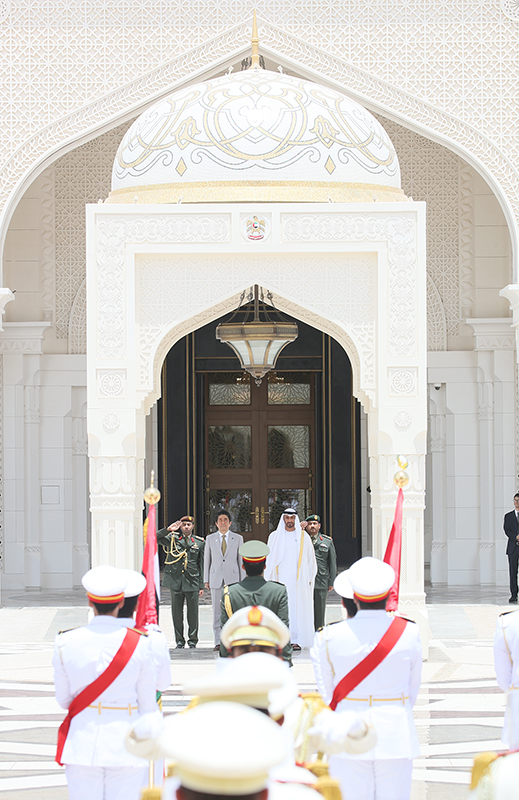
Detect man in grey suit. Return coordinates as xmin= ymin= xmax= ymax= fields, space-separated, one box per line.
xmin=204 ymin=510 xmax=244 ymax=649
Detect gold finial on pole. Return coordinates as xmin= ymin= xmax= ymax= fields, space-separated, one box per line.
xmin=144 ymin=470 xmax=161 ymax=505
xmin=251 ymin=10 xmax=260 ymax=69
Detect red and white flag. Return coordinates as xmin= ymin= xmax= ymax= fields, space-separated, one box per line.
xmin=383 ymin=487 xmax=404 ymax=613
xmin=136 ymin=502 xmax=160 ymax=627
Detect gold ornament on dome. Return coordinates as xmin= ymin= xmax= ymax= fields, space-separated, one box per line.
xmin=144 ymin=470 xmax=161 ymax=505
xmin=394 ymin=470 xmax=409 ymax=488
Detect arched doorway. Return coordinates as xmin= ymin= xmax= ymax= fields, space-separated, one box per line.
xmin=158 ymin=313 xmax=362 ymax=566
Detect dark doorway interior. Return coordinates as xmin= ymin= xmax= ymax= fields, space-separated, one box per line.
xmin=158 ymin=311 xmax=361 ymax=567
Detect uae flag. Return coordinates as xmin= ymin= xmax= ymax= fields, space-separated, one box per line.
xmin=383 ymin=487 xmax=404 ymax=613
xmin=136 ymin=501 xmax=160 ymax=627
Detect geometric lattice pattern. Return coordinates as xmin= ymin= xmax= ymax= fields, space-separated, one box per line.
xmin=54 ymin=122 xmax=132 ymax=339
xmin=377 ymin=116 xmax=461 ymax=339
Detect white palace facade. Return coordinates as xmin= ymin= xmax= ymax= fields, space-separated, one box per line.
xmin=1 ymin=2 xmax=519 ymax=630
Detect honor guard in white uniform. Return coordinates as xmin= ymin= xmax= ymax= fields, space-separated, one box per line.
xmin=117 ymin=568 xmax=172 ymax=695
xmin=310 ymin=557 xmax=422 ymax=800
xmin=52 ymin=565 xmax=157 ymax=800
xmin=494 ymin=607 xmax=519 ymax=748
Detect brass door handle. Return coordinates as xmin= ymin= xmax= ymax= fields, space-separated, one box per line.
xmin=251 ymin=506 xmax=259 ymax=524
xmin=260 ymin=506 xmax=267 ymax=524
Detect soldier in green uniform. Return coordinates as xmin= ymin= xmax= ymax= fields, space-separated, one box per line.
xmin=157 ymin=515 xmax=204 ymax=649
xmin=220 ymin=540 xmax=293 ymax=664
xmin=301 ymin=514 xmax=337 ymax=630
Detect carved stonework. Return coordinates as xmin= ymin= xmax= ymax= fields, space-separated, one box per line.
xmin=281 ymin=213 xmax=416 ymax=358
xmin=24 ymin=386 xmax=40 ymax=425
xmin=72 ymin=417 xmax=87 ymax=455
xmin=0 ymin=354 xmax=2 ymax=572
xmin=39 ymin=167 xmax=56 ymax=323
xmin=458 ymin=162 xmax=475 ymax=324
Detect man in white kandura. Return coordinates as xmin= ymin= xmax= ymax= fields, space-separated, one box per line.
xmin=52 ymin=565 xmax=157 ymax=800
xmin=265 ymin=508 xmax=317 ymax=650
xmin=310 ymin=557 xmax=422 ymax=800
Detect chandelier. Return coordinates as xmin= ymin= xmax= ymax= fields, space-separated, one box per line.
xmin=216 ymin=286 xmax=298 ymax=385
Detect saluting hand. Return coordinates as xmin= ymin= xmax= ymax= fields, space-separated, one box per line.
xmin=168 ymin=521 xmax=182 ymax=532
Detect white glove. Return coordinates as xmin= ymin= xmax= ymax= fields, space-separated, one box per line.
xmin=308 ymin=709 xmax=376 ymax=755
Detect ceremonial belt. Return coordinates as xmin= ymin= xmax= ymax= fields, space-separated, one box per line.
xmin=329 ymin=616 xmax=407 ymax=711
xmin=55 ymin=628 xmax=140 ymax=765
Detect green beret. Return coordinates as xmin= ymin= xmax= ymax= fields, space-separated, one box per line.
xmin=305 ymin=514 xmax=321 ymax=523
xmin=239 ymin=540 xmax=270 ymax=561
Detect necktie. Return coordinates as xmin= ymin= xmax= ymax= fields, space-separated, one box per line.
xmin=221 ymin=534 xmax=227 ymax=556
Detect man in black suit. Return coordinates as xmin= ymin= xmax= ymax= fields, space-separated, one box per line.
xmin=504 ymin=493 xmax=519 ymax=603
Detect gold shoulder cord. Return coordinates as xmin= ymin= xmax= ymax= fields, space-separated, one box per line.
xmin=164 ymin=535 xmax=188 ymax=568
xmin=223 ymin=585 xmax=233 ymax=617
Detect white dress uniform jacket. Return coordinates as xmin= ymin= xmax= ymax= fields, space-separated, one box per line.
xmin=310 ymin=610 xmax=422 ymax=760
xmin=53 ymin=615 xmax=157 ymax=766
xmin=493 ymin=609 xmax=519 ymax=747
xmin=204 ymin=530 xmax=244 ymax=588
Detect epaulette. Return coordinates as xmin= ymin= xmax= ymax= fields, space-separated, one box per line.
xmin=193 ymin=535 xmax=204 ymax=541
xmin=132 ymin=627 xmax=149 ymax=636
xmin=270 ymin=580 xmax=285 ymax=586
xmin=326 ymin=619 xmax=342 ymax=626
xmin=321 ymin=534 xmax=332 ymax=540
xmin=58 ymin=627 xmax=78 ymax=635
xmin=500 ymin=609 xmax=518 ymax=616
xmin=398 ymin=616 xmax=417 ymax=624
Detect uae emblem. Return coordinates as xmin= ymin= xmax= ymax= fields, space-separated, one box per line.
xmin=246 ymin=215 xmax=266 ymax=240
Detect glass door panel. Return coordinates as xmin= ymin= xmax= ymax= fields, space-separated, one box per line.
xmin=208 ymin=425 xmax=251 ymax=469
xmin=268 ymin=425 xmax=310 ymax=468
xmin=208 ymin=489 xmax=253 ymax=534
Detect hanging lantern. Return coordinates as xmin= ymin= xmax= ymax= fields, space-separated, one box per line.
xmin=216 ymin=285 xmax=298 ymax=385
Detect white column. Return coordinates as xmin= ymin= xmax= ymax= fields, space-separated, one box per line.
xmin=72 ymin=413 xmax=90 ymax=583
xmin=89 ymin=410 xmax=146 ymax=569
xmin=477 ymin=365 xmax=495 ymax=584
xmin=429 ymin=384 xmax=448 ymax=584
xmin=23 ymin=372 xmax=41 ymax=587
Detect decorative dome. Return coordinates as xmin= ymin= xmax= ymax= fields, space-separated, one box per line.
xmin=108 ymin=68 xmax=405 ymax=204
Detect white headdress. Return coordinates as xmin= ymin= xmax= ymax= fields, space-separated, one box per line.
xmin=264 ymin=509 xmax=302 ymax=580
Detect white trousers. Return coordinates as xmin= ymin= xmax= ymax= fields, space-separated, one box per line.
xmin=329 ymin=757 xmax=413 ymax=800
xmin=65 ymin=764 xmax=148 ymax=800
xmin=211 ymin=586 xmax=223 ymax=644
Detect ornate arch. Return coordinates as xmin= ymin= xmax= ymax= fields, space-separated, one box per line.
xmin=1 ymin=20 xmax=518 ymax=278
xmin=145 ymin=290 xmax=366 ymax=416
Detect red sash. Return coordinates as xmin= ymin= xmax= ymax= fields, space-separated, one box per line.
xmin=329 ymin=616 xmax=407 ymax=711
xmin=56 ymin=628 xmax=140 ymax=765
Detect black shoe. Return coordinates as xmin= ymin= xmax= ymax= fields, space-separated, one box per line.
xmin=176 ymin=643 xmax=185 ymax=648
xmin=509 ymin=597 xmax=518 ymax=604
xmin=292 ymin=643 xmax=301 ymax=651
xmin=188 ymin=643 xmax=196 ymax=649
xmin=213 ymin=645 xmax=220 ymax=651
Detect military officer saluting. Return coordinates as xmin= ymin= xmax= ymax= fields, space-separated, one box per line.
xmin=220 ymin=540 xmax=292 ymax=664
xmin=157 ymin=515 xmax=204 ymax=649
xmin=301 ymin=514 xmax=337 ymax=630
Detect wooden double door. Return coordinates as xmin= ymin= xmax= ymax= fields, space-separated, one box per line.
xmin=205 ymin=372 xmax=315 ymax=541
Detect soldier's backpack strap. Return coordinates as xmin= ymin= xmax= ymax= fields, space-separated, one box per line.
xmin=223 ymin=585 xmax=233 ymax=617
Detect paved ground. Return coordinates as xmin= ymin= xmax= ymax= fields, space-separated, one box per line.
xmin=0 ymin=586 xmax=513 ymax=798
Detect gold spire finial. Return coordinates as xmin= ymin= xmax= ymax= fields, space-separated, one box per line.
xmin=144 ymin=470 xmax=161 ymax=505
xmin=251 ymin=10 xmax=260 ymax=69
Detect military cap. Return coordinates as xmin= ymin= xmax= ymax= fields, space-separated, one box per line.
xmin=348 ymin=556 xmax=395 ymax=603
xmin=119 ymin=568 xmax=146 ymax=598
xmin=239 ymin=539 xmax=270 ymax=562
xmin=305 ymin=514 xmax=321 ymax=522
xmin=159 ymin=702 xmax=286 ymax=794
xmin=184 ymin=651 xmax=288 ymax=711
xmin=220 ymin=604 xmax=290 ymax=651
xmin=180 ymin=515 xmax=194 ymax=522
xmin=333 ymin=569 xmax=354 ymax=600
xmin=81 ymin=565 xmax=126 ymax=604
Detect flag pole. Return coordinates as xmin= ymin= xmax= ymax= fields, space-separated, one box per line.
xmin=383 ymin=456 xmax=409 ymax=613
xmin=140 ymin=471 xmax=161 ymax=794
